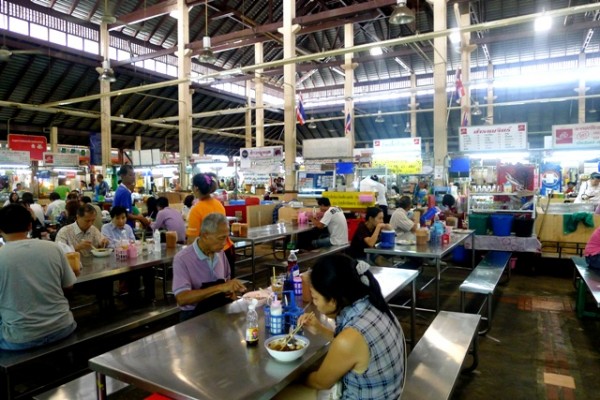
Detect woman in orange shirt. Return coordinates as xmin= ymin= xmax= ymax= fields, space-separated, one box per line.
xmin=186 ymin=173 xmax=236 ymax=276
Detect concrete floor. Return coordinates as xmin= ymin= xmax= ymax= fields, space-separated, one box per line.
xmin=91 ymin=249 xmax=600 ymax=399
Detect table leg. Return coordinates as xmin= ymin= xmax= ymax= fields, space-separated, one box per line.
xmin=410 ymin=278 xmax=416 ymax=349
xmin=435 ymin=258 xmax=441 ymax=313
xmin=471 ymin=234 xmax=476 ymax=268
xmin=251 ymin=241 xmax=256 ymax=290
xmin=95 ymin=372 xmax=107 ymax=400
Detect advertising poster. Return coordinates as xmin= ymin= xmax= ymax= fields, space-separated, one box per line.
xmin=552 ymin=123 xmax=600 ymax=148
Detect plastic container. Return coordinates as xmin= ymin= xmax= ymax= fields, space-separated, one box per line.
xmin=270 ymin=298 xmax=283 ymax=334
xmin=153 ymin=229 xmax=161 ymax=253
xmin=513 ymin=217 xmax=534 ymax=237
xmin=469 ymin=214 xmax=490 ymax=235
xmin=452 ymin=245 xmax=467 ymax=263
xmin=380 ymin=230 xmax=395 ymax=248
xmin=490 ymin=214 xmax=514 ymax=236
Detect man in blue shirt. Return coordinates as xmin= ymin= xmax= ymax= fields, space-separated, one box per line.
xmin=113 ymin=165 xmax=149 ymax=229
xmin=95 ymin=174 xmax=110 ymax=198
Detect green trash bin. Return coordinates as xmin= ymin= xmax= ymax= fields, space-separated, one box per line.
xmin=468 ymin=213 xmax=490 ymax=235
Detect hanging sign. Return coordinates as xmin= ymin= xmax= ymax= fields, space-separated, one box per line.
xmin=8 ymin=134 xmax=47 ymax=161
xmin=552 ymin=123 xmax=600 ymax=148
xmin=0 ymin=149 xmax=30 ymax=165
xmin=240 ymin=146 xmax=283 ymax=173
xmin=372 ymin=137 xmax=423 ymax=174
xmin=43 ymin=152 xmax=79 ymax=167
xmin=303 ymin=138 xmax=353 ymax=159
xmin=459 ymin=123 xmax=528 ymax=151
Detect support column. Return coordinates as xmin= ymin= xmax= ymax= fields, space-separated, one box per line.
xmin=409 ymin=73 xmax=417 ymax=137
xmin=458 ymin=2 xmax=472 ymax=126
xmin=578 ymin=52 xmax=587 ymax=123
xmin=486 ymin=62 xmax=495 ymax=124
xmin=99 ymin=22 xmax=112 ymax=168
xmin=198 ymin=141 xmax=205 ymax=156
xmin=254 ymin=42 xmax=265 ymax=147
xmin=342 ymin=23 xmax=356 ymax=148
xmin=50 ymin=126 xmax=58 ymax=152
xmin=245 ymin=80 xmax=253 ymax=148
xmin=135 ymin=135 xmax=142 ymax=151
xmin=432 ymin=0 xmax=448 ymax=185
xmin=279 ymin=0 xmax=299 ymax=193
xmin=177 ymin=0 xmax=193 ymax=190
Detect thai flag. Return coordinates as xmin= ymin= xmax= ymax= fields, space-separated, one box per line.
xmin=296 ymin=94 xmax=307 ymax=125
xmin=345 ymin=113 xmax=352 ymax=134
xmin=455 ymin=68 xmax=465 ymax=103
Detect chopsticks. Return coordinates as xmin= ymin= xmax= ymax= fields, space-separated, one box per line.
xmin=281 ymin=310 xmax=314 ymax=347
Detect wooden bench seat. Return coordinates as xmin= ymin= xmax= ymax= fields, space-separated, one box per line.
xmin=33 ymin=372 xmax=128 ymax=400
xmin=572 ymin=256 xmax=600 ymax=318
xmin=402 ymin=311 xmax=481 ymax=400
xmin=459 ymin=250 xmax=511 ymax=335
xmin=0 ymin=304 xmax=179 ymax=400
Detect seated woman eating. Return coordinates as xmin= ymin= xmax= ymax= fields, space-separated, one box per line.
xmin=347 ymin=206 xmax=392 ymax=266
xmin=276 ymin=254 xmax=405 ymax=400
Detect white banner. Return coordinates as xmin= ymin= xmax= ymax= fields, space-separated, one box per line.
xmin=303 ymin=137 xmax=353 ymax=159
xmin=240 ymin=146 xmax=283 ymax=173
xmin=552 ymin=122 xmax=600 ymax=148
xmin=42 ymin=152 xmax=79 ymax=166
xmin=459 ymin=123 xmax=528 ymax=151
xmin=0 ymin=150 xmax=30 ymax=165
xmin=373 ymin=137 xmax=422 ymax=155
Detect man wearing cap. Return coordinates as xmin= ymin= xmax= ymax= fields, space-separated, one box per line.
xmin=575 ymin=172 xmax=600 ymax=204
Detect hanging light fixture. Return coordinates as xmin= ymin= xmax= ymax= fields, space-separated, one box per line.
xmin=390 ymin=0 xmax=415 ymax=25
xmin=308 ymin=118 xmax=317 ymax=129
xmin=199 ymin=1 xmax=216 ymax=64
xmin=97 ymin=59 xmax=116 ymax=83
xmin=375 ymin=110 xmax=385 ymax=123
xmin=471 ymin=101 xmax=482 ymax=116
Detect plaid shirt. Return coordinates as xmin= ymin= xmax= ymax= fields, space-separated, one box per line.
xmin=335 ymin=297 xmax=405 ymax=400
xmin=55 ymin=222 xmax=105 ymax=257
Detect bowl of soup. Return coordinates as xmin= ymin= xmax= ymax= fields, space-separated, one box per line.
xmin=264 ymin=334 xmax=310 ymax=362
xmin=91 ymin=248 xmax=113 ymax=257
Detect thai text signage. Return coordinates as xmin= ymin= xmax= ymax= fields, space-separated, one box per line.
xmin=552 ymin=123 xmax=600 ymax=148
xmin=240 ymin=146 xmax=283 ymax=173
xmin=322 ymin=191 xmax=377 ymax=209
xmin=8 ymin=134 xmax=47 ymax=161
xmin=372 ymin=137 xmax=422 ymax=174
xmin=0 ymin=149 xmax=30 ymax=165
xmin=43 ymin=152 xmax=79 ymax=166
xmin=459 ymin=123 xmax=528 ymax=151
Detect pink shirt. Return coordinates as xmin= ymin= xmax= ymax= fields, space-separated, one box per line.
xmin=584 ymin=227 xmax=600 ymax=257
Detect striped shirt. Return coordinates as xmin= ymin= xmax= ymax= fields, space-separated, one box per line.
xmin=389 ymin=208 xmax=414 ymax=233
xmin=335 ymin=297 xmax=405 ymax=400
xmin=54 ymin=222 xmax=105 ymax=257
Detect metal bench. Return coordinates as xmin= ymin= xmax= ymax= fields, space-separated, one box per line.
xmin=402 ymin=311 xmax=481 ymax=400
xmin=33 ymin=372 xmax=128 ymax=400
xmin=459 ymin=250 xmax=511 ymax=335
xmin=572 ymin=256 xmax=600 ymax=318
xmin=0 ymin=304 xmax=179 ymax=400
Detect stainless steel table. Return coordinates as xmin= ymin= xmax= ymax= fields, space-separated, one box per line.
xmin=89 ymin=267 xmax=418 ymax=400
xmin=371 ymin=266 xmax=419 ymax=348
xmin=78 ymin=244 xmax=183 ymax=298
xmin=365 ymin=230 xmax=475 ymax=313
xmin=230 ymin=222 xmax=315 ymax=288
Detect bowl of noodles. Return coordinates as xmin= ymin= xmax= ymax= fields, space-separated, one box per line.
xmin=264 ymin=334 xmax=310 ymax=362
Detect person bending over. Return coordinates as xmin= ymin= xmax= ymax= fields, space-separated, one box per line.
xmin=173 ymin=213 xmax=246 ymax=321
xmin=0 ymin=204 xmax=77 ymax=350
xmin=310 ymin=197 xmax=348 ymax=248
xmin=277 ymin=254 xmax=405 ymax=400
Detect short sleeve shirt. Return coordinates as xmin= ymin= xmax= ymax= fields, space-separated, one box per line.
xmin=112 ymin=184 xmax=134 ymax=228
xmin=55 ymin=222 xmax=105 ymax=257
xmin=320 ymin=207 xmax=349 ymax=245
xmin=390 ymin=208 xmax=414 ymax=233
xmin=347 ymin=222 xmax=374 ymax=260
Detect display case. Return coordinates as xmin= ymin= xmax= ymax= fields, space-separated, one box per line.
xmin=467 ymin=190 xmax=536 ymax=218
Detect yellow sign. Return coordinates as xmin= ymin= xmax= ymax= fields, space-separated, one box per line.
xmin=322 ymin=191 xmax=377 ymax=209
xmin=373 ymin=159 xmax=422 ymax=174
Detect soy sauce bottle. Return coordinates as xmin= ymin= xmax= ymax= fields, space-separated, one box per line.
xmin=245 ymin=299 xmax=259 ymax=347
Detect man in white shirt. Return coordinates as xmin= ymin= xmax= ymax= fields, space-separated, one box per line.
xmin=309 ymin=197 xmax=348 ymax=248
xmin=390 ymin=196 xmax=416 ymax=234
xmin=575 ymin=172 xmax=600 ymax=204
xmin=360 ymin=175 xmax=389 ymax=222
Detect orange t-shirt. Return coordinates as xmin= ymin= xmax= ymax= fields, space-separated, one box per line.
xmin=186 ymin=197 xmax=233 ymax=250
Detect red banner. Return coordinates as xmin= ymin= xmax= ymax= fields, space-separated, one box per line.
xmin=8 ymin=134 xmax=47 ymax=161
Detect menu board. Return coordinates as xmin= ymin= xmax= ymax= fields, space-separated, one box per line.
xmin=372 ymin=137 xmax=423 ymax=174
xmin=458 ymin=123 xmax=528 ymax=151
xmin=42 ymin=152 xmax=79 ymax=166
xmin=373 ymin=159 xmax=423 ymax=174
xmin=552 ymin=123 xmax=600 ymax=148
xmin=240 ymin=146 xmax=283 ymax=173
xmin=373 ymin=137 xmax=422 ymax=155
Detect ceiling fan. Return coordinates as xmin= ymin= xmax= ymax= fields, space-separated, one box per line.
xmin=0 ymin=46 xmax=43 ymax=62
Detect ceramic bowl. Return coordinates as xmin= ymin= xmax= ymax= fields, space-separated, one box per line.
xmin=91 ymin=248 xmax=113 ymax=257
xmin=264 ymin=334 xmax=310 ymax=362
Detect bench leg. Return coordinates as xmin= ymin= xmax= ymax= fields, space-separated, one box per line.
xmin=462 ymin=331 xmax=480 ymax=373
xmin=95 ymin=372 xmax=107 ymax=400
xmin=460 ymin=291 xmax=465 ymax=312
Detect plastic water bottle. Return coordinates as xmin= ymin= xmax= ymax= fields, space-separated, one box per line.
xmin=120 ymin=229 xmax=129 ymax=250
xmin=153 ymin=229 xmax=161 ymax=253
xmin=245 ymin=298 xmax=259 ymax=347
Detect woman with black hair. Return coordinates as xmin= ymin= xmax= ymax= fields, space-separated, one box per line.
xmin=347 ymin=206 xmax=391 ymax=265
xmin=283 ymin=254 xmax=405 ymax=400
xmin=186 ymin=173 xmax=236 ymax=276
xmin=145 ymin=197 xmax=159 ymax=220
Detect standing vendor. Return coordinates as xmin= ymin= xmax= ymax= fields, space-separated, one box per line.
xmin=575 ymin=172 xmax=600 ymax=204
